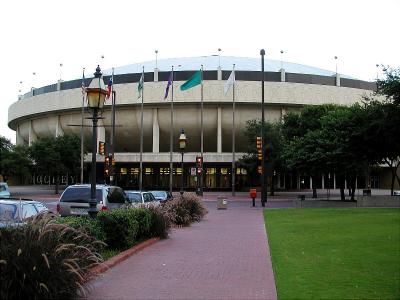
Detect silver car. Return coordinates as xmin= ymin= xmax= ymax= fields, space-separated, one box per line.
xmin=0 ymin=182 xmax=11 ymax=199
xmin=57 ymin=184 xmax=130 ymax=216
xmin=0 ymin=199 xmax=51 ymax=228
xmin=125 ymin=191 xmax=159 ymax=207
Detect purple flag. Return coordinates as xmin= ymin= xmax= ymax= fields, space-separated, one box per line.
xmin=164 ymin=71 xmax=173 ymax=99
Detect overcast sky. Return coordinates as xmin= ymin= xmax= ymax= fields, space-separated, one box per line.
xmin=2 ymin=0 xmax=399 ymax=143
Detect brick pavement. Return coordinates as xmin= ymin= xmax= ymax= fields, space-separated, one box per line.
xmin=86 ymin=201 xmax=277 ymax=300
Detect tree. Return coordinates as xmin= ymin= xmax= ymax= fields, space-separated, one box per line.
xmin=29 ymin=135 xmax=82 ymax=194
xmin=237 ymin=120 xmax=283 ymax=194
xmin=376 ymin=66 xmax=400 ymax=105
xmin=0 ymin=136 xmax=13 ymax=182
xmin=1 ymin=145 xmax=32 ymax=184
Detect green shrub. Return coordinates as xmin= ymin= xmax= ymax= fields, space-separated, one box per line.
xmin=126 ymin=208 xmax=152 ymax=240
xmin=147 ymin=205 xmax=171 ymax=239
xmin=55 ymin=216 xmax=105 ymax=247
xmin=97 ymin=209 xmax=139 ymax=250
xmin=0 ymin=214 xmax=102 ymax=299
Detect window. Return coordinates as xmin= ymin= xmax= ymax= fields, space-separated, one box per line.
xmin=107 ymin=187 xmax=126 ymax=203
xmin=34 ymin=203 xmax=47 ymax=212
xmin=60 ymin=187 xmax=102 ymax=203
xmin=143 ymin=193 xmax=152 ymax=202
xmin=21 ymin=204 xmax=38 ymax=219
xmin=127 ymin=193 xmax=142 ymax=203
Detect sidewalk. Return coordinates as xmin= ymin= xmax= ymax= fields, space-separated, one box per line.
xmin=87 ymin=201 xmax=277 ymax=300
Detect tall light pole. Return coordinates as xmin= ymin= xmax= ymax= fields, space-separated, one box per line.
xmin=260 ymin=49 xmax=267 ymax=207
xmin=179 ymin=128 xmax=187 ymax=197
xmin=85 ymin=65 xmax=107 ymax=218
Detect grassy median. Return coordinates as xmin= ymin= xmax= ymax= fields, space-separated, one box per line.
xmin=264 ymin=208 xmax=400 ymax=299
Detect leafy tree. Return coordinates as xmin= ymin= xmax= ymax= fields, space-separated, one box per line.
xmin=29 ymin=134 xmax=82 ymax=194
xmin=1 ymin=145 xmax=32 ymax=184
xmin=376 ymin=66 xmax=400 ymax=105
xmin=237 ymin=120 xmax=283 ymax=194
xmin=0 ymin=136 xmax=13 ymax=182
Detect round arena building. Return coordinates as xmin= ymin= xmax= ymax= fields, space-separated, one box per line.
xmin=8 ymin=56 xmax=376 ymax=191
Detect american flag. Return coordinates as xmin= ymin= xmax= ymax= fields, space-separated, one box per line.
xmin=107 ymin=77 xmax=113 ymax=99
xmin=81 ymin=68 xmax=86 ymax=95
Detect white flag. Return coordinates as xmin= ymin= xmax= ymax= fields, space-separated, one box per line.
xmin=224 ymin=70 xmax=235 ymax=95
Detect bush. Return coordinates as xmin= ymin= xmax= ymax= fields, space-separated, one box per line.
xmin=147 ymin=204 xmax=171 ymax=239
xmin=163 ymin=193 xmax=208 ymax=226
xmin=55 ymin=216 xmax=105 ymax=248
xmin=97 ymin=209 xmax=139 ymax=250
xmin=0 ymin=214 xmax=102 ymax=299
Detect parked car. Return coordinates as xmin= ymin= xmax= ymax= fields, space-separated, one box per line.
xmin=0 ymin=182 xmax=11 ymax=199
xmin=150 ymin=190 xmax=173 ymax=204
xmin=57 ymin=184 xmax=130 ymax=216
xmin=394 ymin=190 xmax=400 ymax=196
xmin=125 ymin=191 xmax=159 ymax=207
xmin=0 ymin=198 xmax=51 ymax=228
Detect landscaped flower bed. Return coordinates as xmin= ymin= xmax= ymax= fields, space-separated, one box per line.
xmin=0 ymin=193 xmax=207 ymax=299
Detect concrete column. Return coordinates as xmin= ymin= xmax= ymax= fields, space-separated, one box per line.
xmin=16 ymin=125 xmax=24 ymax=146
xmin=28 ymin=120 xmax=37 ymax=146
xmin=281 ymin=107 xmax=287 ymax=122
xmin=297 ymin=175 xmax=301 ymax=189
xmin=217 ymin=107 xmax=222 ymax=153
xmin=154 ymin=68 xmax=159 ymax=82
xmin=310 ymin=176 xmax=313 ymax=189
xmin=322 ymin=174 xmax=325 ymax=189
xmin=344 ymin=179 xmax=347 ymax=189
xmin=280 ymin=68 xmax=286 ymax=82
xmin=217 ymin=67 xmax=222 ymax=81
xmin=57 ymin=80 xmax=61 ymax=91
xmin=336 ymin=74 xmax=341 ymax=87
xmin=152 ymin=108 xmax=160 ymax=153
xmin=55 ymin=115 xmax=64 ymax=137
xmin=333 ymin=174 xmax=337 ymax=189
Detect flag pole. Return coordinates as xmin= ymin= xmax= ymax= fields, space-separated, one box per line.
xmin=80 ymin=68 xmax=85 ymax=184
xmin=200 ymin=65 xmax=204 ymax=193
xmin=232 ymin=64 xmax=236 ymax=196
xmin=169 ymin=66 xmax=174 ymax=194
xmin=139 ymin=66 xmax=144 ymax=191
xmin=110 ymin=68 xmax=115 ymax=185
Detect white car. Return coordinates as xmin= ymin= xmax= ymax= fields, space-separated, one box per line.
xmin=393 ymin=190 xmax=400 ymax=196
xmin=0 ymin=182 xmax=11 ymax=199
xmin=125 ymin=191 xmax=160 ymax=207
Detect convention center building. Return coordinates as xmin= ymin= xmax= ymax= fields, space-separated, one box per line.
xmin=8 ymin=56 xmax=381 ymax=191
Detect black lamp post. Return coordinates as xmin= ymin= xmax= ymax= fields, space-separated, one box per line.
xmin=179 ymin=128 xmax=187 ymax=197
xmin=260 ymin=49 xmax=267 ymax=207
xmin=85 ymin=65 xmax=107 ymax=218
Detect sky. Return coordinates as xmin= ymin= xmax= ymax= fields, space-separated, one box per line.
xmin=1 ymin=0 xmax=399 ymax=144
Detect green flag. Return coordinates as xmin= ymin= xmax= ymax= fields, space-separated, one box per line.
xmin=180 ymin=70 xmax=202 ymax=91
xmin=137 ymin=73 xmax=144 ymax=99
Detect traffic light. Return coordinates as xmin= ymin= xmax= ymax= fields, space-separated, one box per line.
xmin=258 ymin=165 xmax=262 ymax=174
xmin=196 ymin=156 xmax=203 ymax=175
xmin=256 ymin=136 xmax=262 ymax=161
xmin=98 ymin=141 xmax=105 ymax=155
xmin=104 ymin=155 xmax=110 ymax=176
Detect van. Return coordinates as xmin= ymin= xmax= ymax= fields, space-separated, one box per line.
xmin=57 ymin=184 xmax=129 ymax=216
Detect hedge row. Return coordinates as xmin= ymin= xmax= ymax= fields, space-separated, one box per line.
xmin=0 ymin=193 xmax=207 ymax=299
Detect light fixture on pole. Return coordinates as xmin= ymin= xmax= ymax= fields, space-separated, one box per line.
xmin=85 ymin=65 xmax=107 ymax=218
xmin=179 ymin=128 xmax=187 ymax=197
xmin=260 ymin=49 xmax=267 ymax=207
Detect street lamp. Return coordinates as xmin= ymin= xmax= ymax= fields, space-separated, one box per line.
xmin=179 ymin=128 xmax=187 ymax=197
xmin=86 ymin=65 xmax=107 ymax=218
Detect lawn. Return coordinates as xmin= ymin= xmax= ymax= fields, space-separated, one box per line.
xmin=264 ymin=208 xmax=400 ymax=299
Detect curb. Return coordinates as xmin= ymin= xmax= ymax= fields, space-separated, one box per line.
xmin=91 ymin=237 xmax=160 ymax=276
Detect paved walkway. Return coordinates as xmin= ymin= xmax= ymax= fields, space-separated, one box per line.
xmin=86 ymin=201 xmax=277 ymax=300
